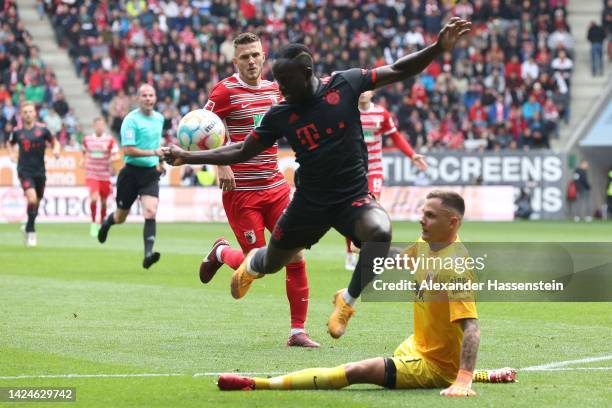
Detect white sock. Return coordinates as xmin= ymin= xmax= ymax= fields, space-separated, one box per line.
xmin=343 ymin=291 xmax=356 ymax=306
xmin=290 ymin=328 xmax=305 ymax=336
xmin=246 ymin=256 xmax=259 ymax=276
xmin=215 ymin=245 xmax=227 ymax=263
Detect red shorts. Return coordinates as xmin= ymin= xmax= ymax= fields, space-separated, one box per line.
xmin=86 ymin=178 xmax=112 ymax=199
xmin=368 ymin=174 xmax=383 ymax=199
xmin=222 ymin=183 xmax=291 ymax=252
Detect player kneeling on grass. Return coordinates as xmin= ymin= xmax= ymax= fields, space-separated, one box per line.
xmin=217 ymin=191 xmax=516 ymax=396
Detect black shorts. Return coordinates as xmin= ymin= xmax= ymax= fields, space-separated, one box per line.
xmin=18 ymin=172 xmax=46 ymax=199
xmin=115 ymin=164 xmax=160 ymax=210
xmin=270 ymin=193 xmax=384 ymax=250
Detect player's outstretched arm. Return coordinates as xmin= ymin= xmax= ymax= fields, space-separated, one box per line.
xmin=162 ymin=135 xmax=266 ymax=166
xmin=51 ymin=136 xmax=61 ymax=159
xmin=440 ymin=318 xmax=480 ymax=397
xmin=374 ymin=17 xmax=471 ymax=88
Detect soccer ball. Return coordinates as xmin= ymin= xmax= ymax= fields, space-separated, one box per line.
xmin=176 ymin=109 xmax=226 ymax=151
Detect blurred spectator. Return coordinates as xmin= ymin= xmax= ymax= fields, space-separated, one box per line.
xmin=181 ymin=166 xmax=198 ymax=186
xmin=571 ymin=160 xmax=593 ymax=222
xmin=551 ymin=49 xmax=573 ymax=87
xmin=43 ymin=106 xmax=62 ymax=136
xmin=196 ymin=165 xmax=216 ymax=186
xmin=41 ymin=0 xmax=573 ymax=151
xmin=52 ymin=90 xmax=69 ymax=117
xmin=605 ymin=0 xmax=612 ymax=62
xmin=108 ymin=88 xmax=131 ymax=136
xmin=587 ymin=21 xmax=605 ymax=76
xmin=1 ymin=1 xmax=77 ymax=146
xmin=607 ymin=167 xmax=612 ymax=219
xmin=515 ymin=187 xmax=533 ymax=220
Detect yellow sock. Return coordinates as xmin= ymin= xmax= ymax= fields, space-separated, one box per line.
xmin=253 ymin=366 xmax=349 ymax=390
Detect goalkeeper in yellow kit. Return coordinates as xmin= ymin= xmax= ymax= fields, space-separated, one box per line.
xmin=218 ymin=190 xmax=515 ymax=396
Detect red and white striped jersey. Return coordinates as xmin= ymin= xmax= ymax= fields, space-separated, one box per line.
xmin=82 ymin=133 xmax=118 ymax=181
xmin=360 ymin=103 xmax=398 ymax=177
xmin=204 ymin=74 xmax=285 ymax=191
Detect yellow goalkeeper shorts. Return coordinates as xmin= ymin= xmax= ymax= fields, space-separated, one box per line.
xmin=389 ymin=340 xmax=452 ymax=389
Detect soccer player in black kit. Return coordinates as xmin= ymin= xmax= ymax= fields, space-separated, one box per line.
xmin=164 ymin=18 xmax=472 ymax=339
xmin=8 ymin=101 xmax=60 ymax=247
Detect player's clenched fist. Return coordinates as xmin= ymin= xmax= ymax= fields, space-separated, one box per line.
xmin=161 ymin=145 xmax=186 ymax=166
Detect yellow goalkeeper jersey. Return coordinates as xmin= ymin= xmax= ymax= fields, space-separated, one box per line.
xmin=402 ymin=237 xmax=478 ymax=380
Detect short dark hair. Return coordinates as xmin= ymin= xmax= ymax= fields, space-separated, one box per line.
xmin=233 ymin=32 xmax=260 ymax=47
xmin=426 ymin=190 xmax=465 ymax=218
xmin=275 ymin=43 xmax=313 ymax=70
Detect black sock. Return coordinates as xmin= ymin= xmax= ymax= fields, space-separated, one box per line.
xmin=26 ymin=204 xmax=38 ymax=233
xmin=104 ymin=212 xmax=116 ymax=227
xmin=143 ymin=218 xmax=156 ymax=256
xmin=251 ymin=247 xmax=268 ymax=273
xmin=347 ymin=241 xmax=390 ymax=299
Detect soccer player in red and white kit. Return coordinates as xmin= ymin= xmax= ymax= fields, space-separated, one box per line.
xmin=81 ymin=117 xmax=119 ymax=237
xmin=199 ymin=33 xmax=318 ymax=348
xmin=344 ymin=90 xmax=428 ymax=270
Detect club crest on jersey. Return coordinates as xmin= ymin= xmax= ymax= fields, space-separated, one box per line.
xmin=244 ymin=230 xmax=256 ymax=245
xmin=204 ymin=100 xmax=215 ymax=111
xmin=325 ymin=90 xmax=340 ymax=105
xmin=34 ymin=129 xmax=42 ymax=137
xmin=288 ymin=112 xmax=300 ymax=124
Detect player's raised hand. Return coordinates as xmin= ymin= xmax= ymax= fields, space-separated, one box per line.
xmin=412 ymin=154 xmax=428 ymax=171
xmin=437 ymin=17 xmax=472 ymax=51
xmin=161 ymin=145 xmax=186 ymax=166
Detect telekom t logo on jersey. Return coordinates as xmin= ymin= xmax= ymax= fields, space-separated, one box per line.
xmin=296 ymin=123 xmax=320 ymax=150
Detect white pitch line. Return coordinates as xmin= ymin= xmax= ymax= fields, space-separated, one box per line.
xmin=0 ymin=373 xmax=185 ymax=380
xmin=193 ymin=372 xmax=283 ymax=377
xmin=2 ymin=363 xmax=612 ymax=381
xmin=524 ymin=367 xmax=612 ymax=371
xmin=0 ymin=372 xmax=283 ymax=380
xmin=521 ymin=355 xmax=612 ymax=371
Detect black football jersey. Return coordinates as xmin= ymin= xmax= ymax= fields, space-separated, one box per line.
xmin=252 ymin=69 xmax=377 ymax=205
xmin=9 ymin=124 xmax=53 ymax=175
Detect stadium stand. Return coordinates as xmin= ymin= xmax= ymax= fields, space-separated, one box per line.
xmin=43 ymin=0 xmax=573 ymax=151
xmin=0 ymin=0 xmax=78 ymax=147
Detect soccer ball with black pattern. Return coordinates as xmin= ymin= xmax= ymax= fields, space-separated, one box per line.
xmin=176 ymin=109 xmax=226 ymax=151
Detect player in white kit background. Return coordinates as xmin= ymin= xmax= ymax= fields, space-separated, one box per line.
xmin=344 ymin=90 xmax=428 ymax=270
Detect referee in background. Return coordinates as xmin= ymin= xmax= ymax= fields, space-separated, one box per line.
xmin=98 ymin=84 xmax=165 ymax=269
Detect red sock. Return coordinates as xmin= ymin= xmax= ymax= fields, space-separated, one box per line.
xmin=100 ymin=205 xmax=107 ymax=224
xmin=90 ymin=201 xmax=97 ymax=223
xmin=346 ymin=237 xmax=352 ymax=253
xmin=220 ymin=246 xmax=245 ymax=270
xmin=285 ymin=261 xmax=308 ymax=330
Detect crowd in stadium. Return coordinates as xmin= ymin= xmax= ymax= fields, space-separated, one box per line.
xmin=2 ymin=0 xmax=586 ymax=152
xmin=0 ymin=0 xmax=81 ymax=147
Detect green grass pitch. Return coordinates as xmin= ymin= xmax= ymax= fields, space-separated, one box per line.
xmin=1 ymin=221 xmax=611 ymax=407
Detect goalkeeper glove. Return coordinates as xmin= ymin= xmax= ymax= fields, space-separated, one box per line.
xmin=473 ymin=367 xmax=517 ymax=383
